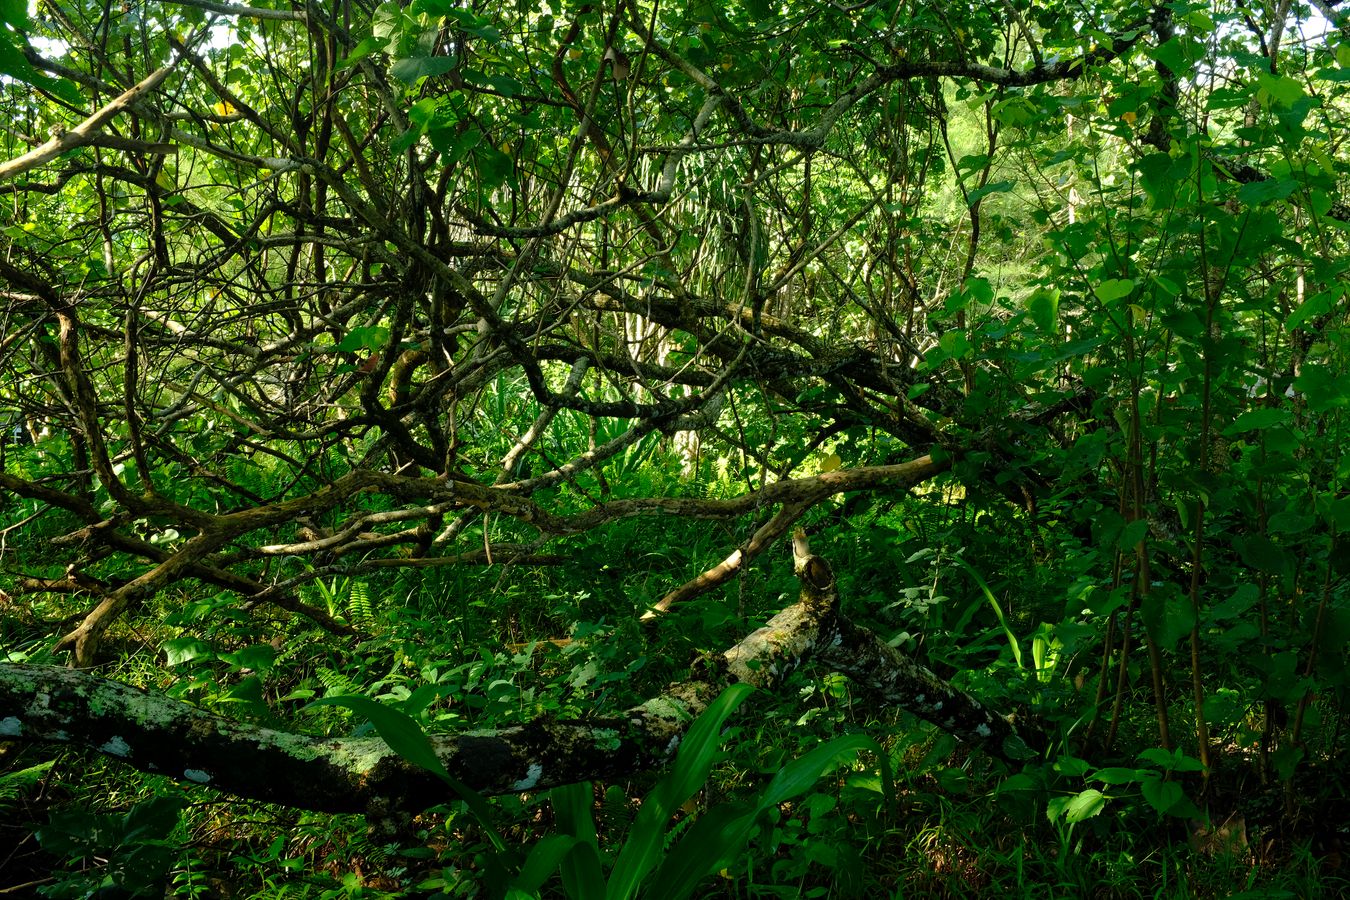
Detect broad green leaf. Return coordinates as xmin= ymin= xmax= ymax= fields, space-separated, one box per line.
xmin=1094 ymin=278 xmax=1135 ymax=303
xmin=512 ymin=834 xmax=578 ymax=894
xmin=304 ymin=695 xmax=505 ymax=852
xmin=122 ymin=795 xmax=186 ymax=842
xmin=390 ymin=55 xmax=459 ymax=84
xmin=1235 ymin=534 xmax=1291 ymax=575
xmin=337 ymin=35 xmax=387 ymax=69
xmin=1224 ymin=407 xmax=1291 ymax=434
xmin=1272 ymin=745 xmax=1304 ymax=781
xmin=1053 ymin=755 xmax=1091 ymax=777
xmin=645 ymin=802 xmax=758 ymax=900
xmin=607 ymin=684 xmax=753 ymax=900
xmin=759 ymin=734 xmax=879 ymax=806
xmin=1140 ymin=776 xmax=1182 ymax=815
xmin=967 ymin=180 xmax=1014 ymax=205
xmin=1293 ymin=365 xmax=1349 ymax=412
xmin=162 ymin=637 xmax=213 ymax=666
xmin=649 ymin=733 xmax=883 ymax=900
xmin=307 ymin=694 xmax=449 ymax=778
xmin=1238 ymin=177 xmax=1299 ymax=207
xmin=1048 ymin=788 xmax=1106 ymax=824
xmin=1137 ymin=747 xmax=1205 ymax=773
xmin=0 ymin=0 xmax=30 ymax=28
xmin=1257 ymin=71 xmax=1305 ymax=107
xmin=560 ymin=842 xmax=606 ymax=900
xmin=1208 ymin=584 xmax=1259 ymax=622
xmin=1116 ymin=518 xmax=1148 ymax=552
xmin=1285 ymin=289 xmax=1338 ymax=331
xmin=1025 ymin=287 xmax=1059 ymax=334
xmin=996 ymin=773 xmax=1040 ymax=794
xmin=551 ymin=782 xmax=604 ymax=898
xmin=0 ymin=33 xmax=83 ymax=104
xmin=336 ymin=326 xmax=390 ymax=352
xmin=219 ymin=643 xmax=276 ymax=671
xmin=939 ymin=330 xmax=972 ymax=359
xmin=1136 ymin=153 xmax=1175 ymax=204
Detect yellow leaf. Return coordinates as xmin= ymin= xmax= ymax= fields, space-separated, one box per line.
xmin=821 ymin=452 xmax=842 ymax=473
xmin=212 ymin=101 xmax=236 ymax=117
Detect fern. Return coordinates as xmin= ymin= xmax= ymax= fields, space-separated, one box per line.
xmin=0 ymin=760 xmax=53 ymax=813
xmin=348 ymin=579 xmax=375 ymax=629
xmin=316 ymin=666 xmax=360 ymax=697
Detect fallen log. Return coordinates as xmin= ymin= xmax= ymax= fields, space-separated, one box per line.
xmin=0 ymin=541 xmax=1037 ymax=814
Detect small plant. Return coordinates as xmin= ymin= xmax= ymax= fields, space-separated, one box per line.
xmin=503 ymin=683 xmax=892 ymax=900
xmin=36 ymin=792 xmax=186 ymax=899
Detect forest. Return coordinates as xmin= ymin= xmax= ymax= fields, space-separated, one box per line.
xmin=0 ymin=0 xmax=1347 ymax=896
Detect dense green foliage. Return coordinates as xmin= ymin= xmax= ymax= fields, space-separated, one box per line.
xmin=1 ymin=0 xmax=1348 ymax=896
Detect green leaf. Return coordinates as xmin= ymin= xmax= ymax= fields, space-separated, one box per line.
xmin=122 ymin=794 xmax=186 ymax=842
xmin=390 ymin=54 xmax=459 ymax=83
xmin=939 ymin=329 xmax=972 ymax=359
xmin=1140 ymin=776 xmax=1182 ymax=815
xmin=649 ymin=733 xmax=883 ymax=900
xmin=219 ymin=643 xmax=277 ymax=671
xmin=162 ymin=637 xmax=213 ymax=666
xmin=1090 ymin=767 xmax=1146 ymax=785
xmin=1094 ymin=278 xmax=1135 ymax=303
xmin=0 ymin=0 xmax=30 ymax=28
xmin=607 ymin=684 xmax=753 ymax=900
xmin=338 ymin=35 xmax=387 ymax=69
xmin=1136 ymin=153 xmax=1175 ymax=204
xmin=560 ymin=841 xmax=606 ymax=900
xmin=1116 ymin=518 xmax=1148 ymax=552
xmin=432 ymin=125 xmax=482 ymax=160
xmin=967 ymin=180 xmax=1014 ymax=205
xmin=512 ymin=834 xmax=578 ymax=894
xmin=1271 ymin=745 xmax=1304 ymax=781
xmin=646 ymin=802 xmax=757 ymax=900
xmin=1293 ymin=365 xmax=1350 ymax=412
xmin=996 ymin=773 xmax=1040 ymax=795
xmin=551 ymin=782 xmax=604 ymax=898
xmin=1052 ymin=755 xmax=1091 ymax=778
xmin=1151 ymin=37 xmax=1192 ymax=75
xmin=1048 ymin=788 xmax=1106 ymax=824
xmin=0 ymin=33 xmax=83 ymax=104
xmin=1285 ymin=289 xmax=1339 ymax=332
xmin=477 ymin=142 xmax=515 ymax=190
xmin=1267 ymin=510 xmax=1315 ymax=535
xmin=1025 ymin=287 xmax=1059 ymax=335
xmin=304 ymin=694 xmax=505 ymax=853
xmin=1257 ymin=71 xmax=1305 ymax=107
xmin=947 ymin=556 xmax=1022 ymax=668
xmin=1208 ymin=584 xmax=1259 ymax=622
xmin=1235 ymin=534 xmax=1291 ymax=575
xmin=759 ymin=734 xmax=879 ymax=807
xmin=1137 ymin=747 xmax=1205 ymax=773
xmin=307 ymin=694 xmax=448 ymax=778
xmin=1314 ymin=66 xmax=1350 ymax=82
xmin=336 ymin=325 xmax=390 ymax=352
xmin=1224 ymin=407 xmax=1291 ymax=434
xmin=935 ymin=768 xmax=969 ymax=793
xmin=1238 ymin=177 xmax=1299 ymax=206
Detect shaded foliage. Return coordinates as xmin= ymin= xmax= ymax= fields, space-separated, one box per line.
xmin=0 ymin=0 xmax=1348 ymax=895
